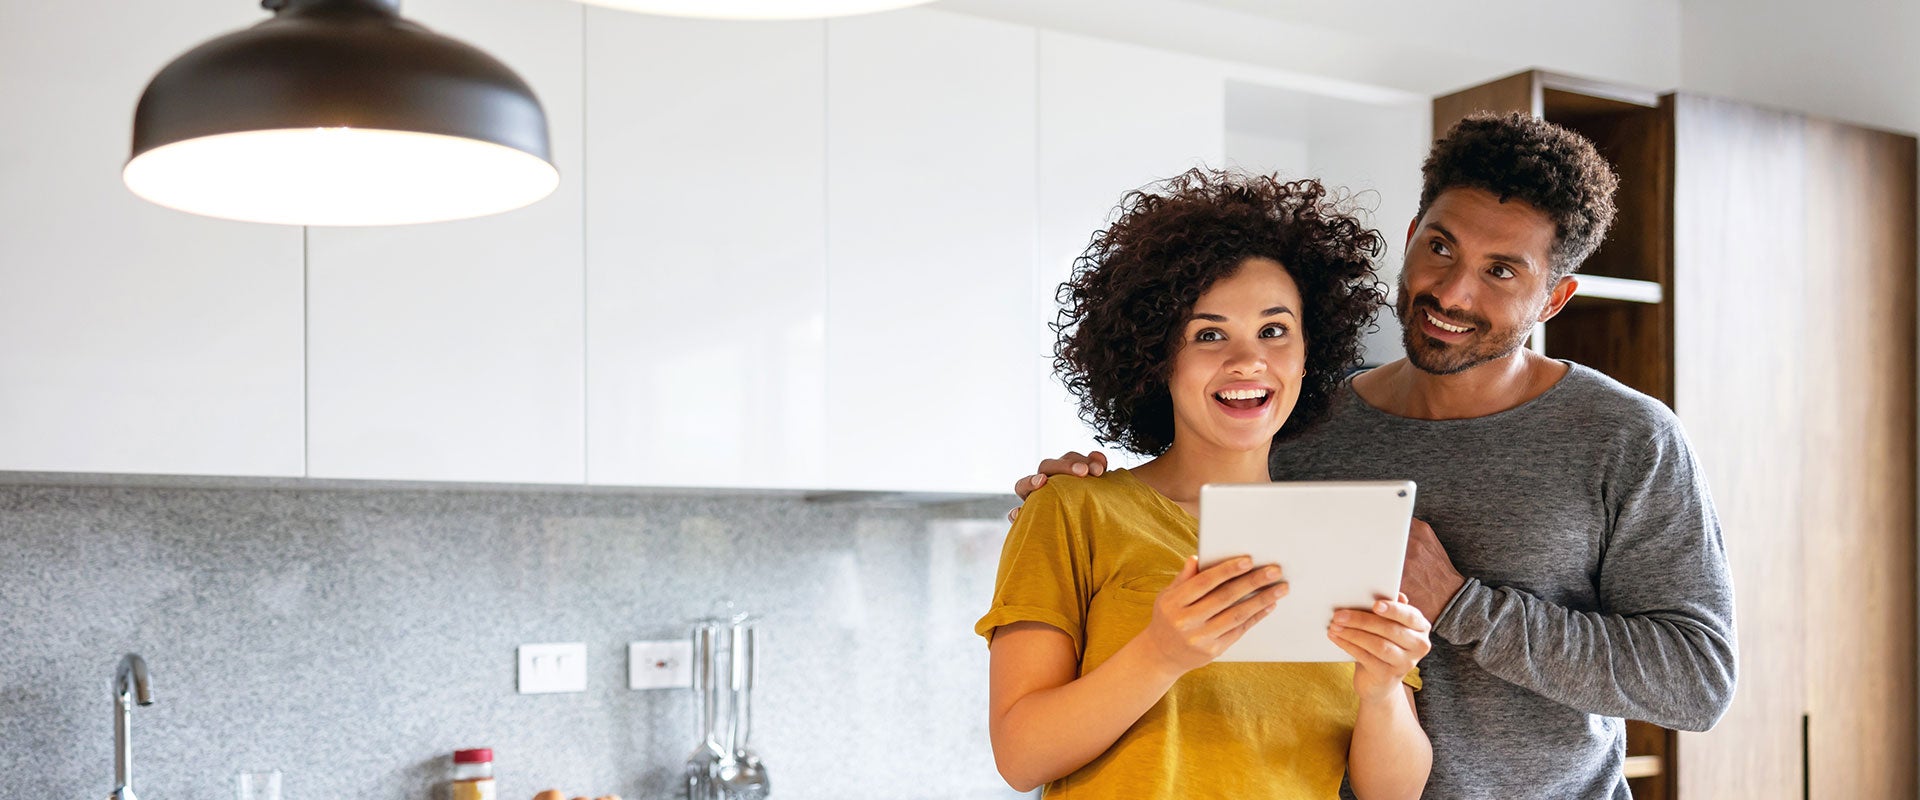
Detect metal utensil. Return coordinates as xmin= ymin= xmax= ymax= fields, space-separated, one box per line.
xmin=684 ymin=622 xmax=728 ymax=800
xmin=717 ymin=618 xmax=769 ymax=800
xmin=109 ymin=653 xmax=153 ymax=800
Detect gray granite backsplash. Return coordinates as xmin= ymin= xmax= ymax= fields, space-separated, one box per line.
xmin=0 ymin=479 xmax=1025 ymax=800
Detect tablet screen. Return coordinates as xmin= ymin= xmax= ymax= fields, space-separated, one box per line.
xmin=1197 ymin=480 xmax=1416 ymax=662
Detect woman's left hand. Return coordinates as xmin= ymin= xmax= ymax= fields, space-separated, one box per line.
xmin=1328 ymin=592 xmax=1431 ymax=702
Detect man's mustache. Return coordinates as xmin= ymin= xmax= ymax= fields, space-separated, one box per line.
xmin=1404 ymin=295 xmax=1488 ymax=331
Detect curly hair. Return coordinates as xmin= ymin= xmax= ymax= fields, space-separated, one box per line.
xmin=1419 ymin=112 xmax=1619 ymax=277
xmin=1053 ymin=169 xmax=1387 ymax=457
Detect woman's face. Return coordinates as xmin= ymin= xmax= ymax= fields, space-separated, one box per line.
xmin=1166 ymin=257 xmax=1307 ymax=455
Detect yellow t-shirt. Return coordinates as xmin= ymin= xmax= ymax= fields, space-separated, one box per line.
xmin=975 ymin=468 xmax=1418 ymax=799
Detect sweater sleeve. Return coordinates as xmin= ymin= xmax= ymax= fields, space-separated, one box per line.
xmin=1432 ymin=420 xmax=1738 ymax=731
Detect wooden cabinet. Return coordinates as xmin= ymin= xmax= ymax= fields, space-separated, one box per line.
xmin=304 ymin=0 xmax=586 ymax=483
xmin=1668 ymin=95 xmax=1809 ymax=799
xmin=0 ymin=1 xmax=305 ymax=477
xmin=582 ymin=13 xmax=829 ymax=490
xmin=1790 ymin=113 xmax=1916 ymax=800
xmin=1435 ymin=70 xmax=1918 ymax=800
xmin=823 ymin=10 xmax=1038 ymax=493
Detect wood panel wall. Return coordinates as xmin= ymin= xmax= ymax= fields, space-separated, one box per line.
xmin=1670 ymin=92 xmax=1811 ymax=800
xmin=1799 ymin=116 xmax=1918 ymax=800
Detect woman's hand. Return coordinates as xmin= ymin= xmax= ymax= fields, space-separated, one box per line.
xmin=1139 ymin=555 xmax=1289 ymax=675
xmin=1329 ymin=593 xmax=1430 ymax=701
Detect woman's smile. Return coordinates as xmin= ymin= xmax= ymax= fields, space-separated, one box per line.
xmin=1211 ymin=381 xmax=1277 ymax=419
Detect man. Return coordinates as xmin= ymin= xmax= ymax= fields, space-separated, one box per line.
xmin=1011 ymin=112 xmax=1736 ymax=798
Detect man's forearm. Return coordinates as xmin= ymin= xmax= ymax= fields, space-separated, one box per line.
xmin=1436 ymin=579 xmax=1737 ymax=730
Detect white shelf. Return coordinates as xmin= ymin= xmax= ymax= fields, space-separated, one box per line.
xmin=1575 ymin=274 xmax=1664 ymax=304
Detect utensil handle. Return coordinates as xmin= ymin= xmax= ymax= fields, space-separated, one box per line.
xmin=729 ymin=622 xmax=755 ymax=752
xmin=693 ymin=623 xmax=725 ymax=751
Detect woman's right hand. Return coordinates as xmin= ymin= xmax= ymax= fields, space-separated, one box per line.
xmin=1140 ymin=555 xmax=1289 ymax=675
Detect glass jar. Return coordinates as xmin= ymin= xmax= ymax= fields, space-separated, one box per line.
xmin=450 ymin=748 xmax=496 ymax=800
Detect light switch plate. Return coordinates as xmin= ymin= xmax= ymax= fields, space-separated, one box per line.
xmin=629 ymin=640 xmax=693 ymax=690
xmin=517 ymin=642 xmax=587 ymax=694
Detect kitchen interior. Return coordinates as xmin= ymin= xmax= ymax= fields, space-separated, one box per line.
xmin=1 ymin=0 xmax=1916 ymax=798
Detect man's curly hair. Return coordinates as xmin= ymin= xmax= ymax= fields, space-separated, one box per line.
xmin=1053 ymin=169 xmax=1387 ymax=457
xmin=1420 ymin=112 xmax=1619 ymax=277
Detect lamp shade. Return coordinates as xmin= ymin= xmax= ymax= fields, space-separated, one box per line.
xmin=125 ymin=0 xmax=558 ymax=226
xmin=573 ymin=0 xmax=936 ymax=20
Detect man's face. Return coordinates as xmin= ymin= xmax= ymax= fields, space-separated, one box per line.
xmin=1397 ymin=187 xmax=1568 ymax=375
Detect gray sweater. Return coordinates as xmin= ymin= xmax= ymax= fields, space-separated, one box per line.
xmin=1271 ymin=363 xmax=1736 ymax=799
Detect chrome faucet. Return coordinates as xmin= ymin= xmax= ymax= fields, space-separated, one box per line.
xmin=109 ymin=653 xmax=153 ymax=800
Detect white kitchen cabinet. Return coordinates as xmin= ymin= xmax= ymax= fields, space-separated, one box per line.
xmin=1035 ymin=32 xmax=1228 ymax=470
xmin=1223 ymin=79 xmax=1428 ymax=366
xmin=303 ymin=0 xmax=586 ymax=483
xmin=824 ymin=10 xmax=1039 ymax=494
xmin=0 ymin=1 xmax=304 ymax=477
xmin=583 ymin=13 xmax=830 ymax=490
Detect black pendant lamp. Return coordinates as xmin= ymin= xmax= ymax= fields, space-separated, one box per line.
xmin=125 ymin=0 xmax=558 ymax=227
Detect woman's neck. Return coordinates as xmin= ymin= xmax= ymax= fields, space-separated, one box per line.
xmin=1130 ymin=439 xmax=1272 ymax=511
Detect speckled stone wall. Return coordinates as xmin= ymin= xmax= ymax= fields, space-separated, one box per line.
xmin=0 ymin=479 xmax=1025 ymax=800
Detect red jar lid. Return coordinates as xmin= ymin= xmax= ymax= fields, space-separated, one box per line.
xmin=453 ymin=748 xmax=493 ymax=764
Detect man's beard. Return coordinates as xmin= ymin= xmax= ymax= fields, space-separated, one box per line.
xmin=1397 ymin=290 xmax=1533 ymax=376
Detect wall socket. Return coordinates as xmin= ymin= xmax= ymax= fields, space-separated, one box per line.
xmin=517 ymin=642 xmax=587 ymax=694
xmin=629 ymin=640 xmax=693 ymax=690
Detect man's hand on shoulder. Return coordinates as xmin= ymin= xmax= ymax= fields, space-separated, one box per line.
xmin=1007 ymin=451 xmax=1109 ymax=522
xmin=1402 ymin=518 xmax=1467 ymax=624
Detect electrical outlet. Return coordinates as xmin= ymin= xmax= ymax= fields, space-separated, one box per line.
xmin=517 ymin=642 xmax=587 ymax=694
xmin=629 ymin=640 xmax=693 ymax=690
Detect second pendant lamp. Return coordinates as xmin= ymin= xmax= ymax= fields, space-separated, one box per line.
xmin=125 ymin=0 xmax=558 ymax=227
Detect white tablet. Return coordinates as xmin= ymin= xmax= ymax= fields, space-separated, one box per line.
xmin=1197 ymin=480 xmax=1416 ymax=662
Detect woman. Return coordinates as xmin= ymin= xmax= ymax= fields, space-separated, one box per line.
xmin=975 ymin=169 xmax=1432 ymax=799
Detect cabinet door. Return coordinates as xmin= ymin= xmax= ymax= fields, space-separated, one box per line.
xmin=584 ymin=13 xmax=828 ymax=490
xmin=824 ymin=10 xmax=1038 ymax=493
xmin=1036 ymin=32 xmax=1226 ymax=468
xmin=304 ymin=0 xmax=585 ymax=483
xmin=1671 ymin=94 xmax=1809 ymax=800
xmin=0 ymin=2 xmax=304 ymax=476
xmin=1797 ymin=115 xmax=1917 ymax=800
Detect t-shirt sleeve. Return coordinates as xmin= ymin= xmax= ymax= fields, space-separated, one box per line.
xmin=973 ymin=484 xmax=1091 ymax=656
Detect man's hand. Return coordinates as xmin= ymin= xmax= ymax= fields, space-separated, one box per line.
xmin=1402 ymin=518 xmax=1466 ymax=624
xmin=1007 ymin=451 xmax=1109 ymax=522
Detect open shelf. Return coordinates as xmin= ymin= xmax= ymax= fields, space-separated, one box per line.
xmin=1574 ymin=274 xmax=1664 ymax=304
xmin=1623 ymin=755 xmax=1664 ymax=780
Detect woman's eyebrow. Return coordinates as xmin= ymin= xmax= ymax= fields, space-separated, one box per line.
xmin=1189 ymin=306 xmax=1296 ymax=323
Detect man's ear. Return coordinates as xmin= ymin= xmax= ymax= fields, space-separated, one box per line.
xmin=1405 ymin=215 xmax=1419 ymax=246
xmin=1539 ymin=273 xmax=1580 ymax=322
